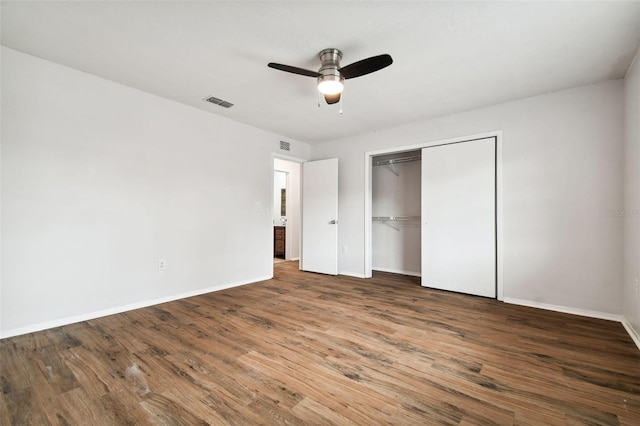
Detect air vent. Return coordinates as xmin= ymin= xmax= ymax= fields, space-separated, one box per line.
xmin=204 ymin=95 xmax=234 ymax=108
xmin=280 ymin=141 xmax=291 ymax=151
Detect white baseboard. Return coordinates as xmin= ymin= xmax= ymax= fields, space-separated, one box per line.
xmin=0 ymin=275 xmax=272 ymax=339
xmin=372 ymin=267 xmax=421 ymax=277
xmin=504 ymin=298 xmax=640 ymax=351
xmin=339 ymin=271 xmax=367 ymax=278
xmin=7 ymin=278 xmax=638 ymax=352
xmin=503 ymin=298 xmax=623 ymax=322
xmin=621 ymin=317 xmax=640 ymax=351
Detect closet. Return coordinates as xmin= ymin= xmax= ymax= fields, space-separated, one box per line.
xmin=372 ymin=150 xmax=422 ymax=277
xmin=370 ymin=136 xmax=498 ymax=298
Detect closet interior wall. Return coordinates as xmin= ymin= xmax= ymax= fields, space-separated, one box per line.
xmin=372 ymin=152 xmax=421 ymax=276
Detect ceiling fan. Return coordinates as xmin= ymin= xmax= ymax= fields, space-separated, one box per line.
xmin=268 ymin=48 xmax=393 ymax=105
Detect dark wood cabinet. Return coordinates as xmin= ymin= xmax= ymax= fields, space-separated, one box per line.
xmin=274 ymin=226 xmax=285 ymax=258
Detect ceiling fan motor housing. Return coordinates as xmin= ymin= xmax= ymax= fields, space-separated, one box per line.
xmin=317 ymin=48 xmax=344 ymax=95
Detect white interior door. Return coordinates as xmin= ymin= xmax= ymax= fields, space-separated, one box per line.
xmin=301 ymin=158 xmax=339 ymax=275
xmin=421 ymin=138 xmax=496 ymax=297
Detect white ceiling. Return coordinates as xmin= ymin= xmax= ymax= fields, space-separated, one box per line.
xmin=2 ymin=1 xmax=639 ymax=144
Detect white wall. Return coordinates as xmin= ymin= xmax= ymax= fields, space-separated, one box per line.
xmin=372 ymin=161 xmax=421 ymax=275
xmin=274 ymin=158 xmax=301 ymax=260
xmin=623 ymin=46 xmax=640 ymax=344
xmin=0 ymin=47 xmax=311 ymax=337
xmin=312 ymin=80 xmax=624 ymax=316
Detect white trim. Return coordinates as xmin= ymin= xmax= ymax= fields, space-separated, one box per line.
xmin=503 ymin=299 xmax=639 ymax=351
xmin=495 ymin=133 xmax=504 ymax=301
xmin=0 ymin=275 xmax=272 ymax=339
xmin=365 ymin=130 xmax=504 ymax=157
xmin=340 ymin=271 xmax=367 ymax=279
xmin=503 ymin=298 xmax=623 ymax=322
xmin=621 ymin=317 xmax=640 ymax=351
xmin=364 ymin=150 xmax=373 ymax=278
xmin=273 ymin=152 xmax=307 ymax=164
xmin=372 ymin=267 xmax=421 ymax=277
xmin=364 ymin=130 xmax=504 ymax=301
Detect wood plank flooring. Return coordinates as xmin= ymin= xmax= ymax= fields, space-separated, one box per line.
xmin=2 ymin=261 xmax=639 ymax=425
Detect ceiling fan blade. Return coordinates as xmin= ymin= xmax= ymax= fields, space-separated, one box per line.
xmin=268 ymin=63 xmax=320 ymax=78
xmin=339 ymin=54 xmax=393 ymax=79
xmin=324 ymin=93 xmax=341 ymax=105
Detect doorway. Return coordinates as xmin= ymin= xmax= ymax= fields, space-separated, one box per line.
xmin=364 ymin=131 xmax=504 ymax=300
xmin=371 ymin=150 xmax=422 ymax=277
xmin=273 ymin=170 xmax=288 ymax=261
xmin=273 ymin=157 xmax=302 ymax=265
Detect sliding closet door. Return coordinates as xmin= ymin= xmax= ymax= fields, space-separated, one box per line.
xmin=421 ymin=138 xmax=496 ymax=297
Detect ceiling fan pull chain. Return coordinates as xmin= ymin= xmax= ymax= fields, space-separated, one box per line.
xmin=339 ymin=95 xmax=343 ymax=115
xmin=318 ymin=91 xmax=321 ymax=108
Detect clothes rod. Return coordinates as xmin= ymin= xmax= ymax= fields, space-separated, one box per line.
xmin=372 ymin=216 xmax=421 ymax=221
xmin=372 ymin=155 xmax=421 ymax=166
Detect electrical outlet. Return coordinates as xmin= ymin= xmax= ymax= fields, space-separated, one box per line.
xmin=159 ymin=259 xmax=167 ymax=270
xmin=342 ymin=245 xmax=348 ymax=254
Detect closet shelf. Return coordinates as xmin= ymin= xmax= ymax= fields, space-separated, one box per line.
xmin=372 ymin=216 xmax=421 ymax=221
xmin=373 ymin=155 xmax=421 ymax=177
xmin=373 ymin=216 xmax=421 ymax=231
xmin=372 ymin=156 xmax=421 ymax=166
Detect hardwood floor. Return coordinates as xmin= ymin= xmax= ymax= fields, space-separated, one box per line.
xmin=2 ymin=262 xmax=639 ymax=425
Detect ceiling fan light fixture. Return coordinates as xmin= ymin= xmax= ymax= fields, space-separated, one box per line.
xmin=268 ymin=48 xmax=392 ymax=105
xmin=317 ymin=74 xmax=344 ymax=95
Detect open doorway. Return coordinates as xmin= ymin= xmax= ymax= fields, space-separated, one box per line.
xmin=274 ymin=170 xmax=288 ymax=261
xmin=371 ymin=150 xmax=422 ymax=277
xmin=273 ymin=158 xmax=301 ymax=265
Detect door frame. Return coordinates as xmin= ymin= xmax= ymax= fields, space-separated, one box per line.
xmin=364 ymin=131 xmax=504 ymax=301
xmin=272 ymin=153 xmax=306 ymax=272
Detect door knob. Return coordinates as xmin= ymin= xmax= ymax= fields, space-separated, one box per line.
xmin=329 ymin=220 xmax=337 ymax=225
